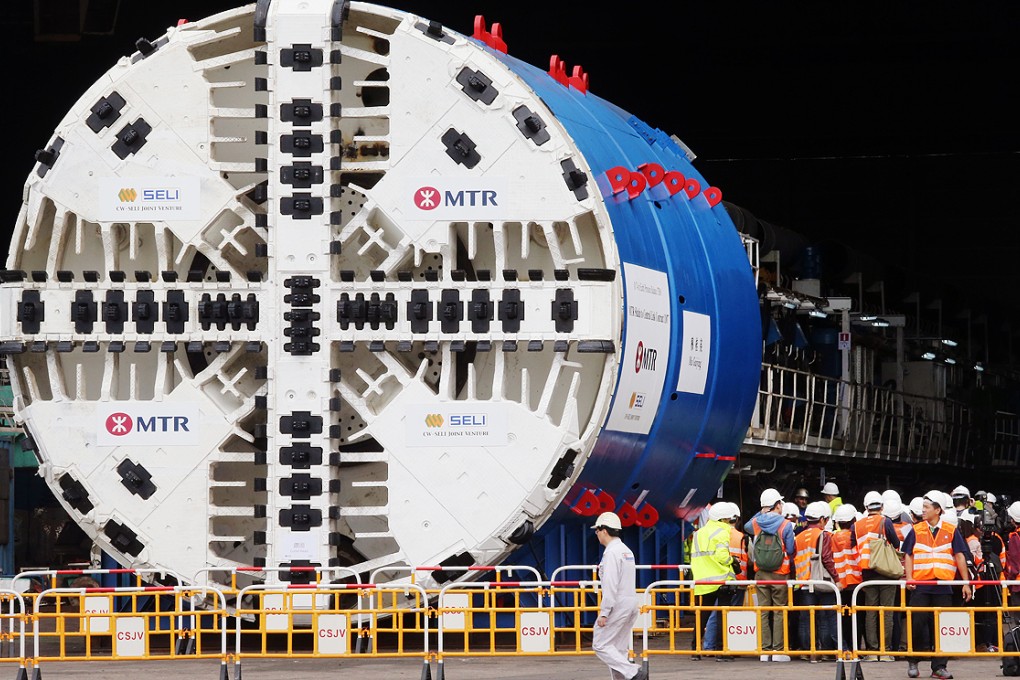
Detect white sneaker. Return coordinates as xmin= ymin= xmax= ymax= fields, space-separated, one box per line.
xmin=760 ymin=654 xmax=771 ymax=662
xmin=771 ymin=654 xmax=791 ymax=662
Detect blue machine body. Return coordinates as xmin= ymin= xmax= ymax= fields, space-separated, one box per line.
xmin=490 ymin=49 xmax=761 ymax=574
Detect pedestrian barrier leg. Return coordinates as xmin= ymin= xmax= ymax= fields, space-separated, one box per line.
xmin=435 ymin=658 xmax=444 ymax=680
xmin=420 ymin=658 xmax=432 ymax=680
xmin=14 ymin=667 xmax=26 ymax=680
xmin=835 ymin=657 xmax=864 ymax=680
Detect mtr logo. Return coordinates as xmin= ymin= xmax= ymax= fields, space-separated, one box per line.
xmin=118 ymin=188 xmax=137 ymax=202
xmin=413 ymin=186 xmax=498 ymax=211
xmin=105 ymin=412 xmax=191 ymax=436
xmin=634 ymin=341 xmax=658 ymax=373
xmin=424 ymin=414 xmax=445 ymax=428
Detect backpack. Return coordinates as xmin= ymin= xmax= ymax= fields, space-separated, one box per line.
xmin=751 ymin=522 xmax=785 ymax=572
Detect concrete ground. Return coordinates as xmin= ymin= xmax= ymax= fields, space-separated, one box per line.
xmin=16 ymin=654 xmax=1010 ymax=679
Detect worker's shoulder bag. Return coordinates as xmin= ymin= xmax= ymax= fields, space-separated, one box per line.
xmin=808 ymin=533 xmax=834 ymax=583
xmin=868 ymin=535 xmax=905 ymax=579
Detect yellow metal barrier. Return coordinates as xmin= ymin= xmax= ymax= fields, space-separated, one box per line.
xmin=30 ymin=585 xmax=229 ymax=678
xmin=851 ymin=579 xmax=1020 ymax=661
xmin=639 ymin=579 xmax=845 ymax=666
xmin=0 ymin=589 xmax=27 ymax=679
xmin=232 ymin=583 xmax=431 ymax=679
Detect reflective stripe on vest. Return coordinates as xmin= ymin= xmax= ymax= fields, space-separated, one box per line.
xmin=831 ymin=529 xmax=862 ymax=587
xmin=691 ymin=527 xmax=727 ymax=559
xmin=911 ymin=520 xmax=957 ymax=581
xmin=854 ymin=513 xmax=886 ymax=570
xmin=752 ymin=517 xmax=792 ymax=575
xmin=794 ymin=527 xmax=822 ymax=581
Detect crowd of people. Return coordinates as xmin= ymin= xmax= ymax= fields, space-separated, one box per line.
xmin=688 ymin=484 xmax=1020 ymax=679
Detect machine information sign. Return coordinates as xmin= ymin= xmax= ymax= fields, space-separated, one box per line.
xmin=724 ymin=610 xmax=758 ymax=651
xmin=606 ymin=263 xmax=670 ymax=434
xmin=677 ymin=311 xmax=712 ymax=395
xmin=838 ymin=332 xmax=851 ymax=351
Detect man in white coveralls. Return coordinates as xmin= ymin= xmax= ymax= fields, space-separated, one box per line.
xmin=592 ymin=511 xmax=648 ymax=680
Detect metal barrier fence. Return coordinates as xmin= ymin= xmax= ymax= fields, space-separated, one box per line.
xmin=850 ymin=579 xmax=1020 ymax=661
xmin=30 ymin=584 xmax=229 ymax=679
xmin=231 ymin=583 xmax=430 ymax=680
xmin=3 ymin=570 xmax=1020 ymax=678
xmin=0 ymin=590 xmax=26 ymax=680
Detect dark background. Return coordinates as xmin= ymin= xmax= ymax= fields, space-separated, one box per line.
xmin=3 ymin=1 xmax=1018 ymax=359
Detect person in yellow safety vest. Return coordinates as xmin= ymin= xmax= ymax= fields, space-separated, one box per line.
xmin=822 ymin=482 xmax=843 ymax=515
xmin=851 ymin=490 xmax=901 ymax=662
xmin=831 ymin=503 xmax=861 ymax=653
xmin=901 ymin=491 xmax=973 ymax=679
xmin=794 ymin=501 xmax=839 ymax=658
xmin=745 ymin=488 xmax=797 ymax=662
xmin=690 ymin=503 xmax=738 ymax=657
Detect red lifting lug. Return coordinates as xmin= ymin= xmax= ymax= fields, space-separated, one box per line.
xmin=635 ymin=503 xmax=660 ymax=528
xmin=703 ymin=186 xmax=723 ymax=208
xmin=569 ymin=65 xmax=588 ymax=94
xmin=638 ymin=163 xmax=665 ymax=188
xmin=684 ymin=177 xmax=702 ymax=199
xmin=473 ymin=15 xmax=488 ymax=41
xmin=617 ymin=501 xmax=637 ymax=527
xmin=570 ymin=488 xmax=601 ymax=516
xmin=490 ymin=22 xmax=507 ymax=54
xmin=548 ymin=55 xmax=569 ymax=86
xmin=596 ymin=490 xmax=615 ymax=513
xmin=177 ymin=19 xmax=189 ymax=27
xmin=626 ymin=171 xmax=647 ymax=200
xmin=662 ymin=171 xmax=686 ymax=196
xmin=605 ymin=166 xmax=631 ymax=195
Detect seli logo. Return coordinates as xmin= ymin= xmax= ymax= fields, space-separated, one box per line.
xmin=116 ymin=187 xmax=181 ymax=203
xmin=634 ymin=341 xmax=658 ymax=373
xmin=629 ymin=392 xmax=645 ymax=409
xmin=424 ymin=414 xmax=445 ymax=428
xmin=105 ymin=412 xmax=191 ymax=436
xmin=413 ymin=186 xmax=499 ymax=211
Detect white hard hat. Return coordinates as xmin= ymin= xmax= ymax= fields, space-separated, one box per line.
xmin=882 ymin=489 xmax=902 ymax=506
xmin=923 ymin=490 xmax=945 ymax=509
xmin=708 ymin=503 xmax=729 ymax=522
xmin=821 ymin=482 xmax=839 ymax=495
xmin=909 ymin=497 xmax=924 ymax=517
xmin=805 ymin=501 xmax=828 ymax=520
xmin=855 ymin=511 xmax=864 ymax=521
xmin=943 ymin=510 xmax=959 ymax=526
xmin=724 ymin=502 xmax=741 ymax=520
xmin=987 ymin=493 xmax=998 ymax=504
xmin=882 ymin=499 xmax=903 ymax=520
xmin=760 ymin=488 xmax=783 ymax=508
xmin=959 ymin=510 xmax=976 ymax=524
xmin=592 ymin=511 xmax=622 ymax=530
xmin=833 ymin=504 xmax=856 ymax=523
xmin=1007 ymin=501 xmax=1020 ymax=524
xmin=782 ymin=502 xmax=800 ymax=518
xmin=863 ymin=491 xmax=884 ymax=509
xmin=951 ymin=485 xmax=971 ymax=499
